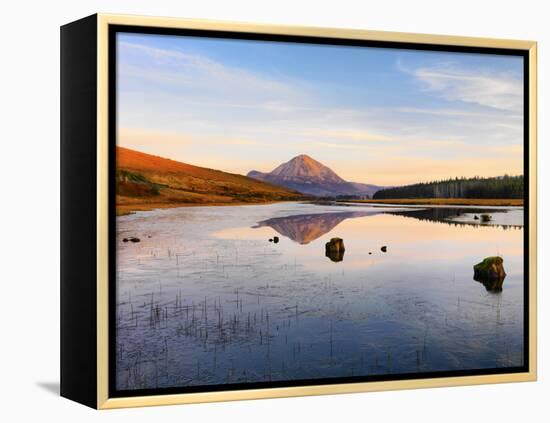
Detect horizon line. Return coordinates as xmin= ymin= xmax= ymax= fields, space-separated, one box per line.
xmin=116 ymin=145 xmax=523 ymax=188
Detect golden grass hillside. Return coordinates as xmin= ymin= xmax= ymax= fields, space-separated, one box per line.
xmin=116 ymin=147 xmax=307 ymax=215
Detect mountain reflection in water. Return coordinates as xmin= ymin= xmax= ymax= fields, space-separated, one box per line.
xmin=253 ymin=210 xmax=380 ymax=244
xmin=253 ymin=206 xmax=522 ymax=245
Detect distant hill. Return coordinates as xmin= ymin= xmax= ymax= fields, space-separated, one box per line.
xmin=247 ymin=154 xmax=383 ymax=198
xmin=116 ymin=147 xmax=307 ymax=214
xmin=373 ymin=175 xmax=524 ymax=200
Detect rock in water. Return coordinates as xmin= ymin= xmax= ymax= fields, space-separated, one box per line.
xmin=129 ymin=237 xmax=140 ymax=243
xmin=273 ymin=236 xmax=279 ymax=243
xmin=473 ymin=256 xmax=506 ymax=292
xmin=325 ymin=237 xmax=345 ymax=262
xmin=480 ymin=214 xmax=492 ymax=222
xmin=474 ymin=256 xmax=506 ymax=279
xmin=381 ymin=246 xmax=387 ymax=252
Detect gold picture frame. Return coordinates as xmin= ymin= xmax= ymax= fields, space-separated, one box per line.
xmin=61 ymin=13 xmax=537 ymax=409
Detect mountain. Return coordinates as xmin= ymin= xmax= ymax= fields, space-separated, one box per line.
xmin=247 ymin=154 xmax=383 ymax=197
xmin=116 ymin=147 xmax=307 ymax=214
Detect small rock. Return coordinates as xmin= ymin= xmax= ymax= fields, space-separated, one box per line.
xmin=273 ymin=236 xmax=279 ymax=243
xmin=368 ymin=252 xmax=372 ymax=255
xmin=381 ymin=246 xmax=387 ymax=252
xmin=480 ymin=214 xmax=492 ymax=222
xmin=123 ymin=238 xmax=129 ymax=243
xmin=325 ymin=238 xmax=345 ymax=262
xmin=474 ymin=215 xmax=479 ymax=220
xmin=269 ymin=238 xmax=273 ymax=242
xmin=129 ymin=237 xmax=140 ymax=243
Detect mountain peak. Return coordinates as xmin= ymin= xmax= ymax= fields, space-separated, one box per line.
xmin=294 ymin=153 xmax=314 ymax=160
xmin=247 ymin=154 xmax=383 ymax=197
xmin=269 ymin=154 xmax=345 ymax=183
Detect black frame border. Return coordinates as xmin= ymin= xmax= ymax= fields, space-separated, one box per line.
xmin=107 ymin=24 xmax=530 ymax=399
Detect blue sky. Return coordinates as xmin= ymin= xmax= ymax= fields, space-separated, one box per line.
xmin=117 ymin=32 xmax=523 ymax=185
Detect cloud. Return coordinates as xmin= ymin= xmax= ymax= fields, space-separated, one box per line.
xmin=119 ymin=127 xmax=259 ymax=149
xmin=341 ymin=155 xmax=523 ymax=186
xmin=118 ymin=41 xmax=304 ymax=111
xmin=303 ymin=129 xmax=396 ymax=142
xmin=400 ymin=61 xmax=523 ymax=112
xmin=418 ymin=67 xmax=523 ymax=111
xmin=394 ymin=106 xmax=521 ymax=120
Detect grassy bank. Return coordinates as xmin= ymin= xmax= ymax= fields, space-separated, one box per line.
xmin=115 ymin=146 xmax=308 ymax=216
xmin=339 ymin=198 xmax=524 ymax=207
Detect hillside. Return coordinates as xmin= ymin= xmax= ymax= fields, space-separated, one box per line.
xmin=248 ymin=154 xmax=383 ymax=197
xmin=372 ymin=175 xmax=524 ymax=200
xmin=116 ymin=147 xmax=307 ymax=214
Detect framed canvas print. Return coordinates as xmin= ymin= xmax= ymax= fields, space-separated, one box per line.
xmin=60 ymin=14 xmax=537 ymax=409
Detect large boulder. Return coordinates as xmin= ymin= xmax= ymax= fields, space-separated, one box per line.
xmin=473 ymin=256 xmax=506 ymax=292
xmin=325 ymin=238 xmax=345 ymax=262
xmin=473 ymin=256 xmax=506 ymax=279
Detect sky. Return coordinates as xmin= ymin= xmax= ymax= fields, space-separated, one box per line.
xmin=116 ymin=32 xmax=524 ymax=186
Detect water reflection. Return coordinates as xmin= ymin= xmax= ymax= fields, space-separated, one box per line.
xmin=253 ymin=210 xmax=380 ymax=244
xmin=253 ymin=207 xmax=522 ymax=247
xmin=473 ymin=275 xmax=506 ymax=293
xmin=385 ymin=207 xmax=523 ymax=229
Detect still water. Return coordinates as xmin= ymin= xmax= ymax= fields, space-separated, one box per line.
xmin=116 ymin=202 xmax=524 ymax=391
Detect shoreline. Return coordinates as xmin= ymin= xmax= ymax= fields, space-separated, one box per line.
xmin=117 ymin=197 xmax=523 ymax=216
xmin=116 ymin=199 xmax=301 ymax=216
xmin=338 ymin=198 xmax=523 ymax=207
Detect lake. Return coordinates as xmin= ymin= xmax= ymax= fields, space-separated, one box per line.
xmin=115 ymin=202 xmax=524 ymax=391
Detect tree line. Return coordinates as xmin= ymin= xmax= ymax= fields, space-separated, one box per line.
xmin=373 ymin=175 xmax=524 ymax=199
